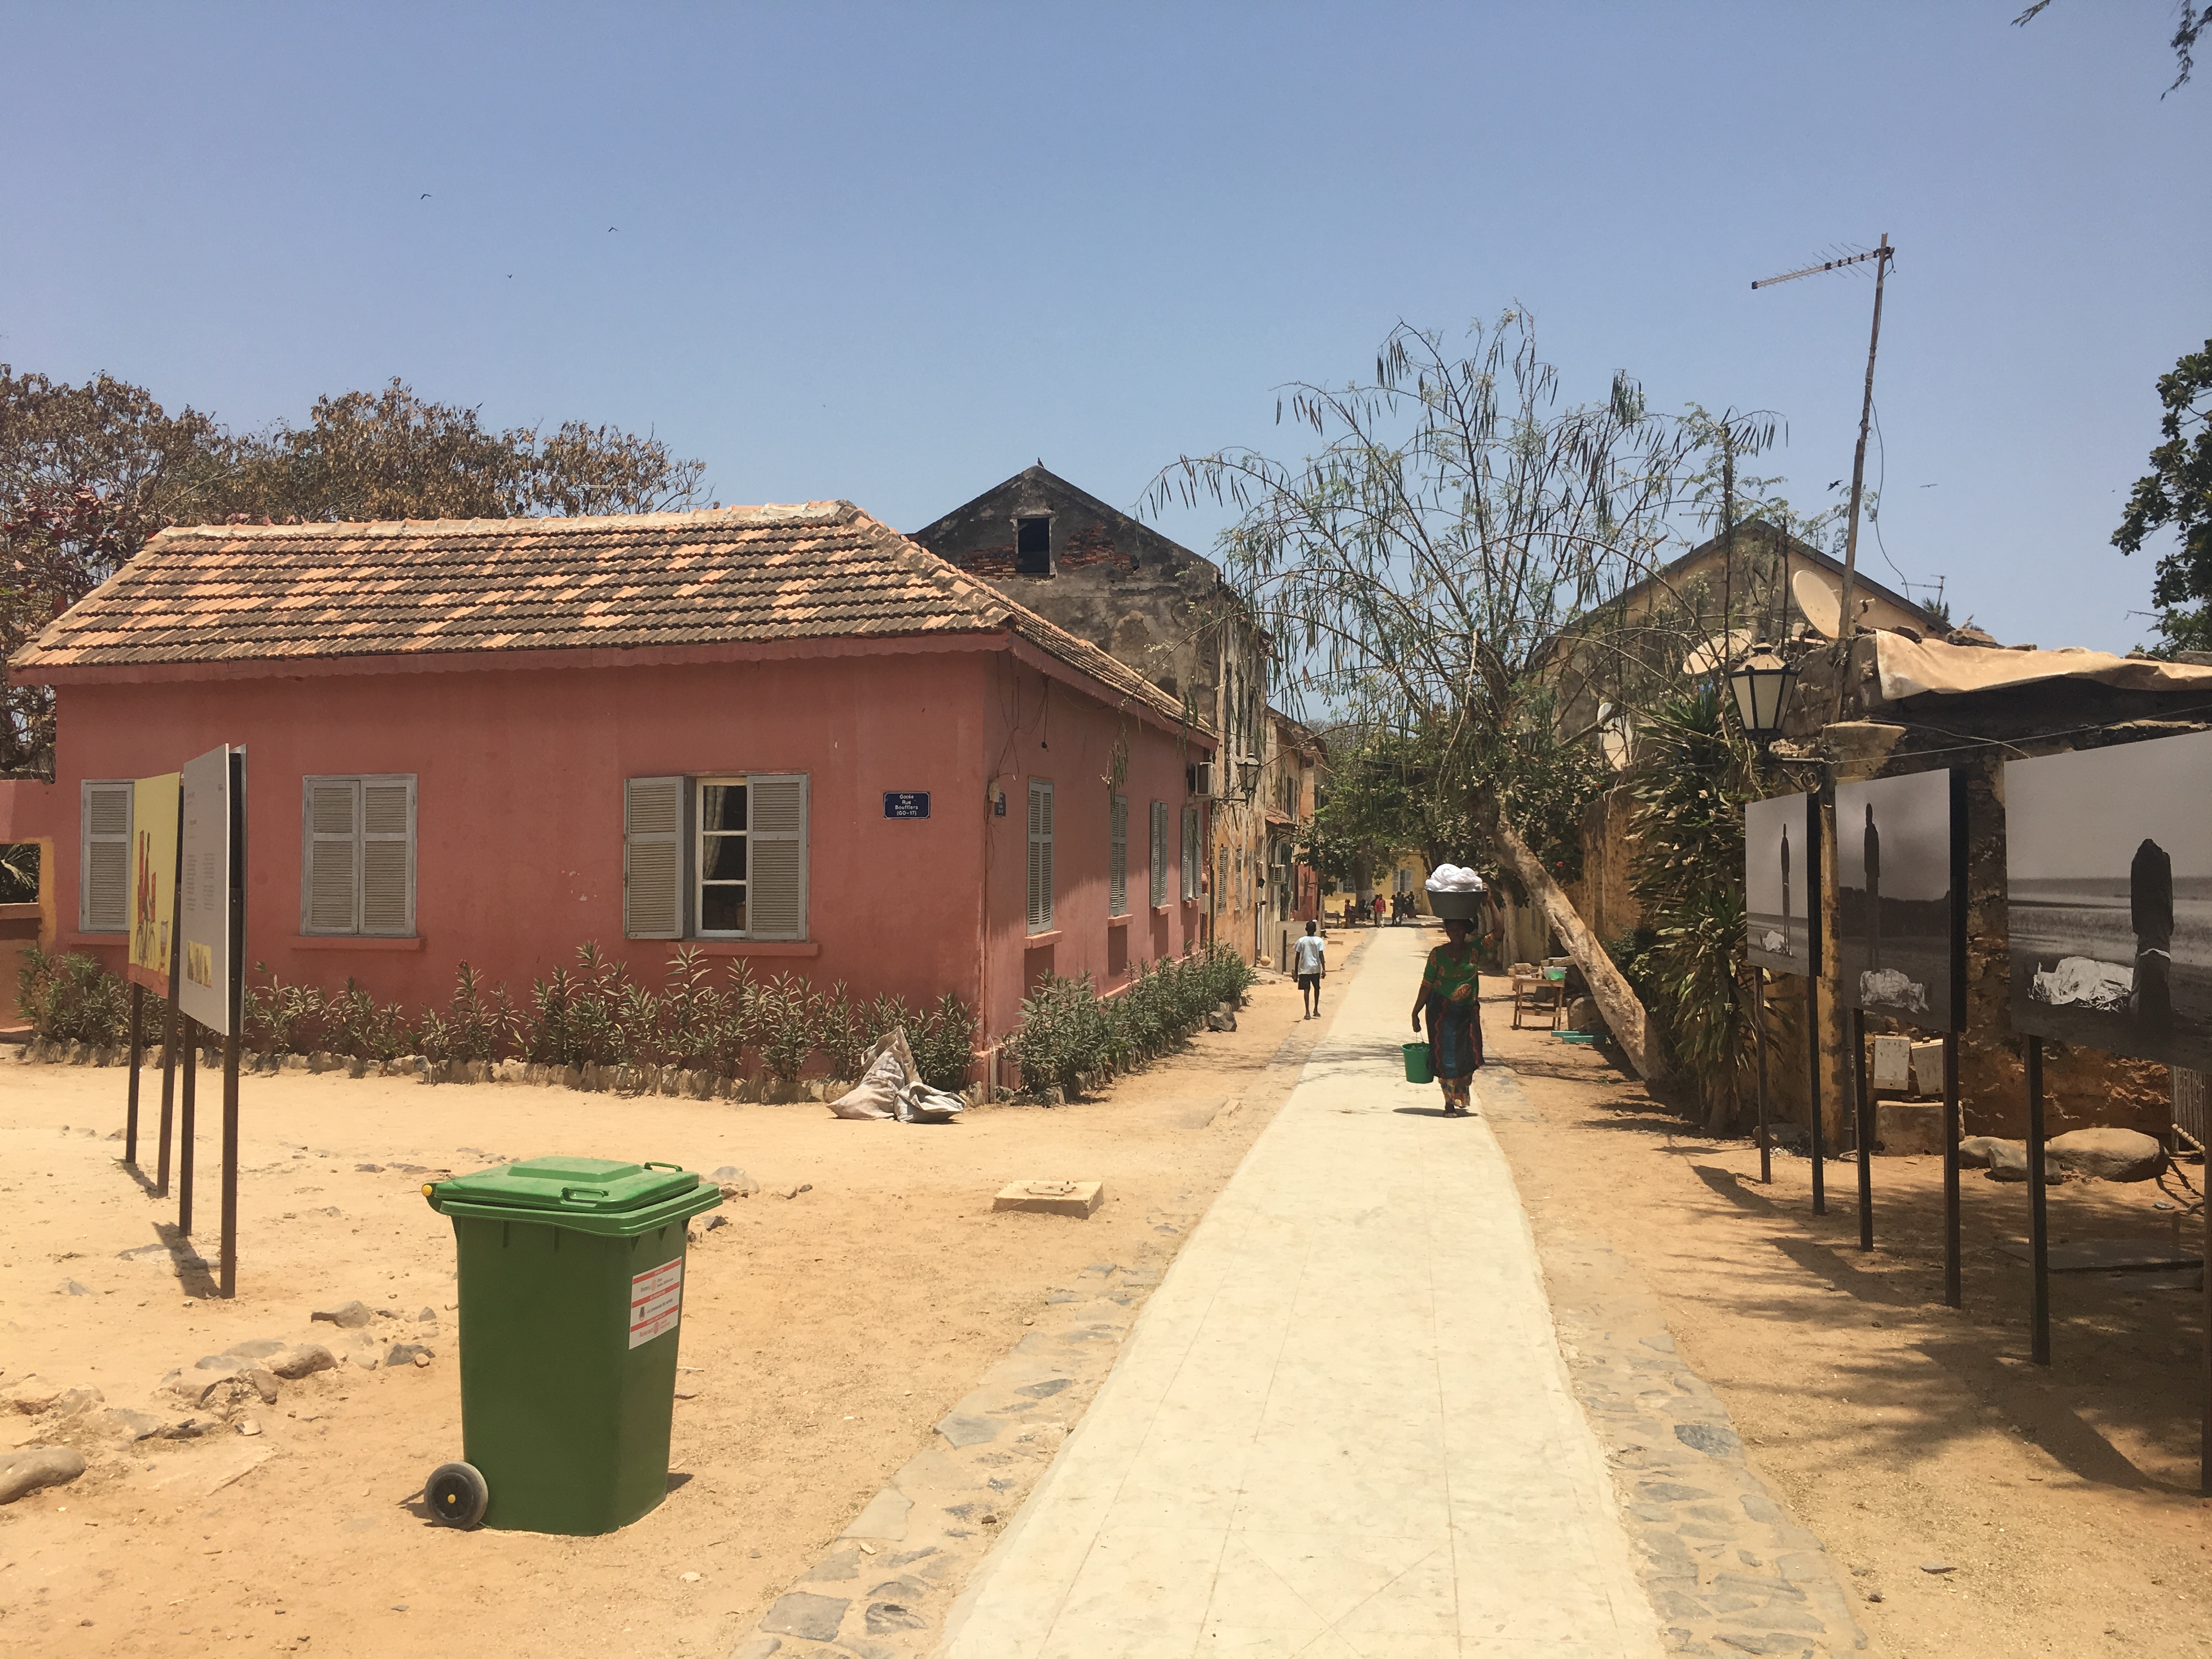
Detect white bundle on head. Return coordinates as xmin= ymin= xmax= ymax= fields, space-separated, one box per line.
xmin=1425 ymin=864 xmax=1487 ymax=894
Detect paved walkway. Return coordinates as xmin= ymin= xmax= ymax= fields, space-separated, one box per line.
xmin=939 ymin=925 xmax=1663 ymax=1658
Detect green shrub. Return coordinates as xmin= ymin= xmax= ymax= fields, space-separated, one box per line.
xmin=417 ymin=963 xmax=516 ymax=1063
xmin=916 ymin=990 xmax=979 ymax=1091
xmin=1007 ymin=972 xmax=1108 ymax=1095
xmin=1008 ymin=944 xmax=1257 ymax=1098
xmin=819 ymin=981 xmax=873 ymax=1083
xmin=655 ymin=949 xmax=723 ymax=1071
xmin=16 ymin=944 xmax=129 ymax=1045
xmin=244 ymin=964 xmax=328 ymax=1057
xmin=1628 ymin=686 xmax=1758 ymax=1129
xmin=326 ymin=977 xmax=416 ymax=1062
xmin=522 ymin=944 xmax=642 ymax=1066
xmin=754 ymin=972 xmax=823 ymax=1088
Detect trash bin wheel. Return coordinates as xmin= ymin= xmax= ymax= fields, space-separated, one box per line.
xmin=427 ymin=1460 xmax=489 ymax=1529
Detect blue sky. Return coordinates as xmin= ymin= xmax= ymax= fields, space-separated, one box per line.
xmin=3 ymin=2 xmax=2205 ymax=652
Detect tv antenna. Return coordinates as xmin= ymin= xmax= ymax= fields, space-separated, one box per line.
xmin=1754 ymin=234 xmax=1894 ymax=710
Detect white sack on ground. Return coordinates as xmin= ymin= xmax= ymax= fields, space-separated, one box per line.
xmin=828 ymin=1047 xmax=903 ymax=1119
xmin=896 ymin=1081 xmax=966 ymax=1124
xmin=829 ymin=1027 xmax=951 ymax=1122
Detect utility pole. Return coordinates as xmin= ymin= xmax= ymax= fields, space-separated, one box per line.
xmin=1837 ymin=234 xmax=1893 ymax=659
xmin=1753 ymin=235 xmax=1897 ymax=672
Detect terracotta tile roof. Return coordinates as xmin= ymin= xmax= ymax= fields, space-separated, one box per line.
xmin=11 ymin=502 xmax=1206 ymax=733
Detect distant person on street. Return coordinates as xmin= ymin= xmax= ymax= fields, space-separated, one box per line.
xmin=1412 ymin=911 xmax=1493 ymax=1116
xmin=1293 ymin=922 xmax=1327 ymax=1019
xmin=1372 ymin=893 xmax=1386 ymax=928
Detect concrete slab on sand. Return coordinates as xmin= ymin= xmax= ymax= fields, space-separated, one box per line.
xmin=938 ymin=924 xmax=1667 ymax=1657
xmin=993 ymin=1180 xmax=1104 ymax=1217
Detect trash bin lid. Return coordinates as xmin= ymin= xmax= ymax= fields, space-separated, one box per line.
xmin=429 ymin=1156 xmax=699 ymax=1216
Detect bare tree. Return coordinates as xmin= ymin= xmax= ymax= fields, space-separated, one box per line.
xmin=1151 ymin=314 xmax=1770 ymax=1081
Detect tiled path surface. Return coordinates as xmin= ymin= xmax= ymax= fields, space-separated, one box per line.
xmin=936 ymin=926 xmax=1664 ymax=1658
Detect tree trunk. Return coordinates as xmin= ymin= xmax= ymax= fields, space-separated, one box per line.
xmin=1483 ymin=803 xmax=1667 ymax=1084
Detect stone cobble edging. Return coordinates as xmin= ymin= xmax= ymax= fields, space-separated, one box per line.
xmin=1480 ymin=1064 xmax=1869 ymax=1659
xmin=725 ymin=1264 xmax=1161 ymax=1659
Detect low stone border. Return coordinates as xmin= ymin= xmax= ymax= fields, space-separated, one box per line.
xmin=10 ymin=1039 xmax=961 ymax=1103
xmin=1480 ymin=1065 xmax=1870 ymax=1659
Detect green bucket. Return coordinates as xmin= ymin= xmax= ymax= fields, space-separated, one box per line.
xmin=1402 ymin=1042 xmax=1434 ymax=1085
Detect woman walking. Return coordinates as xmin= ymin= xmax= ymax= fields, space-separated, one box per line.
xmin=1411 ymin=915 xmax=1487 ymax=1115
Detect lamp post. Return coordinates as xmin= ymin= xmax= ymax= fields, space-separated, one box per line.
xmin=1729 ymin=641 xmax=1798 ymax=754
xmin=1730 ymin=639 xmax=1802 ymax=1195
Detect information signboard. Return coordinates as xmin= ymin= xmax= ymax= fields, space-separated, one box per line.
xmin=127 ymin=772 xmax=180 ymax=993
xmin=883 ymin=791 xmax=931 ymax=820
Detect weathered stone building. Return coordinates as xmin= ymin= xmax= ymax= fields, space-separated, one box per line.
xmin=911 ymin=465 xmax=1285 ymax=962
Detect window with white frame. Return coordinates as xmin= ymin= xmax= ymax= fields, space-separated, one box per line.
xmin=1181 ymin=804 xmax=1200 ymax=900
xmin=302 ymin=775 xmax=417 ymax=936
xmin=1108 ymin=793 xmax=1128 ymax=918
xmin=1026 ymin=778 xmax=1054 ymax=934
xmin=80 ymin=780 xmax=133 ymax=933
xmin=1149 ymin=799 xmax=1168 ymax=908
xmin=623 ymin=774 xmax=808 ymax=941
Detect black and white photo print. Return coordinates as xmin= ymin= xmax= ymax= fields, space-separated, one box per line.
xmin=1835 ymin=768 xmax=1963 ymax=1030
xmin=2006 ymin=729 xmax=2212 ymax=1071
xmin=1746 ymin=791 xmax=1819 ymax=974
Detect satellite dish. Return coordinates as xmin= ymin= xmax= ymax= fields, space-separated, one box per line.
xmin=1791 ymin=569 xmax=1842 ymax=640
xmin=1681 ymin=626 xmax=1755 ymax=676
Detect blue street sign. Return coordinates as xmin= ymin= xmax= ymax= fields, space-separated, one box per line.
xmin=883 ymin=791 xmax=931 ymax=820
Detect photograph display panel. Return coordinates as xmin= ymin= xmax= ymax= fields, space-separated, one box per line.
xmin=2005 ymin=729 xmax=2212 ymax=1071
xmin=1745 ymin=791 xmax=1819 ymax=974
xmin=1836 ymin=769 xmax=1962 ymax=1030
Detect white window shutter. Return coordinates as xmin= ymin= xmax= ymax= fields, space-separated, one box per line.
xmin=746 ymin=774 xmax=808 ymax=940
xmin=1026 ymin=786 xmax=1043 ymax=932
xmin=303 ymin=779 xmax=362 ymax=934
xmin=80 ymin=781 xmax=133 ymax=933
xmin=1028 ymin=779 xmax=1054 ymax=933
xmin=1109 ymin=794 xmax=1128 ymax=917
xmin=1157 ymin=799 xmax=1171 ymax=907
xmin=1182 ymin=805 xmax=1199 ymax=900
xmin=624 ymin=776 xmax=685 ymax=940
xmin=360 ymin=777 xmax=415 ymax=936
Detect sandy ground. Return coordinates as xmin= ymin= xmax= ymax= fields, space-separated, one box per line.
xmin=0 ymin=943 xmax=1357 ymax=1658
xmin=1480 ymin=977 xmax=2212 ymax=1659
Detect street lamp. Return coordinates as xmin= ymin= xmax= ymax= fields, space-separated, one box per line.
xmin=1728 ymin=641 xmax=1797 ymax=752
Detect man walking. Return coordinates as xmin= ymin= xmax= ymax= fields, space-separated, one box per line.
xmin=1293 ymin=921 xmax=1328 ymax=1019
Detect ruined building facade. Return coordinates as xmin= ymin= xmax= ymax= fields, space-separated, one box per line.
xmin=912 ymin=465 xmax=1313 ymax=963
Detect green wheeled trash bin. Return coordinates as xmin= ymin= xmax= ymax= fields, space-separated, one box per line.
xmin=420 ymin=1156 xmax=722 ymax=1534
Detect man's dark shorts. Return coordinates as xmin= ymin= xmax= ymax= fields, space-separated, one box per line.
xmin=1296 ymin=972 xmax=1320 ymax=990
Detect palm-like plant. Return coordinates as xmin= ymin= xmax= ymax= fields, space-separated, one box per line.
xmin=1628 ymin=685 xmax=1757 ymax=1129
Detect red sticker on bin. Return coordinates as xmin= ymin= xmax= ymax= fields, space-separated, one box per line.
xmin=629 ymin=1259 xmax=684 ymax=1349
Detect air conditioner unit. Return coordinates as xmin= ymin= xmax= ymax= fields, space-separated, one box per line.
xmin=1192 ymin=761 xmax=1215 ymax=798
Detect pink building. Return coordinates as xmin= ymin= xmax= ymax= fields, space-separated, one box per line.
xmin=0 ymin=502 xmax=1216 ymax=1073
